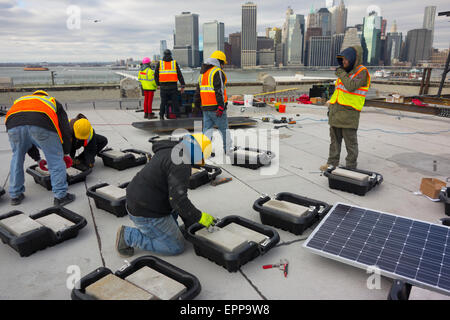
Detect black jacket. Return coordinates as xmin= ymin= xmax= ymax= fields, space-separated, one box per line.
xmin=69 ymin=113 xmax=100 ymax=165
xmin=126 ymin=140 xmax=202 ymax=227
xmin=6 ymin=99 xmax=72 ymax=154
xmin=154 ymin=57 xmax=186 ymax=90
xmin=194 ymin=64 xmax=227 ymax=112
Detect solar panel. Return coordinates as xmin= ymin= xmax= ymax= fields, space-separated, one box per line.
xmin=304 ymin=203 xmax=450 ymax=295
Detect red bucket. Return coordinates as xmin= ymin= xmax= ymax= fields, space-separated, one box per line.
xmin=278 ymin=104 xmax=286 ymax=113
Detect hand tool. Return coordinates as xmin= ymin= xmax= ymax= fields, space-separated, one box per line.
xmin=211 ymin=177 xmax=232 ymax=186
xmin=262 ymin=259 xmax=289 ymax=278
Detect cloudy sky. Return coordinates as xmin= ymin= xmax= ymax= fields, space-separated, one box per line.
xmin=0 ymin=0 xmax=448 ymax=62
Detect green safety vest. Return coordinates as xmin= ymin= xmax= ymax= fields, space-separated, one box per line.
xmin=138 ymin=67 xmax=157 ymax=90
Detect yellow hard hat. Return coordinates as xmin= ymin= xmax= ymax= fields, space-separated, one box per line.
xmin=33 ymin=90 xmax=49 ymax=96
xmin=210 ymin=50 xmax=227 ymax=64
xmin=73 ymin=118 xmax=92 ymax=140
xmin=182 ymin=133 xmax=212 ymax=165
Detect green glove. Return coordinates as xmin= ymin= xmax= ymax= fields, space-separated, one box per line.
xmin=199 ymin=212 xmax=215 ymax=228
xmin=335 ymin=67 xmax=347 ymax=78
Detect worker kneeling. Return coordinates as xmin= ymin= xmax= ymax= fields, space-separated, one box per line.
xmin=116 ymin=133 xmax=217 ymax=257
xmin=69 ymin=114 xmax=108 ymax=170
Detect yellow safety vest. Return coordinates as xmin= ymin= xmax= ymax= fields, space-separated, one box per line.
xmin=138 ymin=67 xmax=157 ymax=90
xmin=329 ymin=65 xmax=371 ymax=111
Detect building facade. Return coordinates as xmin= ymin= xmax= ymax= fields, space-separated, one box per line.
xmin=229 ymin=32 xmax=241 ymax=68
xmin=241 ymin=2 xmax=257 ymax=68
xmin=308 ymin=36 xmax=332 ymax=66
xmin=363 ymin=12 xmax=382 ymax=66
xmin=203 ymin=21 xmax=225 ymax=61
xmin=175 ymin=12 xmax=199 ymax=67
xmin=404 ymin=28 xmax=433 ymax=66
xmin=423 ymin=6 xmax=436 ymax=46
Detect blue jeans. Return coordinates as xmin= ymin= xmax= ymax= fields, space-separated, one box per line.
xmin=124 ymin=210 xmax=185 ymax=255
xmin=203 ymin=110 xmax=232 ymax=152
xmin=8 ymin=125 xmax=68 ymax=199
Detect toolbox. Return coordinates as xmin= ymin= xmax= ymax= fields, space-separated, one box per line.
xmin=0 ymin=207 xmax=87 ymax=257
xmin=231 ymin=147 xmax=275 ymax=170
xmin=99 ymin=148 xmax=149 ymax=171
xmin=71 ymin=255 xmax=201 ymax=300
xmin=26 ymin=165 xmax=92 ymax=191
xmin=323 ymin=166 xmax=383 ymax=196
xmin=440 ymin=187 xmax=450 ymax=216
xmin=253 ymin=192 xmax=332 ymax=235
xmin=86 ymin=182 xmax=129 ymax=217
xmin=189 ymin=164 xmax=222 ymax=189
xmin=185 ymin=215 xmax=279 ymax=272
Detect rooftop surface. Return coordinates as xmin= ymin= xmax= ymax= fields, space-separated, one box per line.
xmin=1 ymin=101 xmax=450 ymax=300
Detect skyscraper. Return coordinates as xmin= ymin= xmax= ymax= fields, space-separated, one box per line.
xmin=241 ymin=2 xmax=257 ymax=68
xmin=385 ymin=25 xmax=402 ymax=66
xmin=175 ymin=12 xmax=199 ymax=67
xmin=304 ymin=27 xmax=322 ymax=66
xmin=284 ymin=13 xmax=305 ymax=65
xmin=341 ymin=27 xmax=361 ymax=51
xmin=404 ymin=28 xmax=433 ymax=65
xmin=203 ymin=21 xmax=225 ymax=61
xmin=229 ymin=32 xmax=241 ymax=68
xmin=308 ymin=36 xmax=332 ymax=66
xmin=160 ymin=40 xmax=167 ymax=57
xmin=363 ymin=11 xmax=382 ymax=65
xmin=423 ymin=6 xmax=437 ymax=47
xmin=317 ymin=8 xmax=332 ymax=36
xmin=331 ymin=33 xmax=345 ymax=65
xmin=329 ymin=0 xmax=347 ymax=35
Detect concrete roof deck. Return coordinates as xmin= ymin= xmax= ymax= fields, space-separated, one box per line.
xmin=1 ymin=102 xmax=449 ymax=300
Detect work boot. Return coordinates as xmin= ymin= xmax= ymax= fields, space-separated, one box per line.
xmin=144 ymin=113 xmax=149 ymax=119
xmin=159 ymin=114 xmax=165 ymax=121
xmin=319 ymin=164 xmax=333 ymax=171
xmin=10 ymin=193 xmax=25 ymax=206
xmin=54 ymin=193 xmax=75 ymax=206
xmin=149 ymin=113 xmax=157 ymax=119
xmin=115 ymin=226 xmax=134 ymax=257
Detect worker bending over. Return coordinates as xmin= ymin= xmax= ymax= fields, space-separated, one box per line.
xmin=320 ymin=45 xmax=370 ymax=171
xmin=116 ymin=133 xmax=217 ymax=257
xmin=5 ymin=90 xmax=75 ymax=206
xmin=69 ymin=114 xmax=108 ymax=170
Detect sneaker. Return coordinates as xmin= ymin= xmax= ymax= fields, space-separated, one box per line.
xmin=10 ymin=193 xmax=25 ymax=206
xmin=54 ymin=193 xmax=75 ymax=206
xmin=115 ymin=226 xmax=134 ymax=257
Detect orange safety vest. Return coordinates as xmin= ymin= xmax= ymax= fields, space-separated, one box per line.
xmin=329 ymin=65 xmax=371 ymax=112
xmin=5 ymin=94 xmax=64 ymax=143
xmin=158 ymin=60 xmax=178 ymax=82
xmin=199 ymin=67 xmax=228 ymax=107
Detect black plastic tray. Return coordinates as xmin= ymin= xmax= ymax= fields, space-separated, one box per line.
xmin=26 ymin=164 xmax=92 ymax=191
xmin=185 ymin=215 xmax=280 ymax=272
xmin=231 ymin=147 xmax=276 ymax=170
xmin=323 ymin=166 xmax=383 ymax=196
xmin=99 ymin=148 xmax=149 ymax=171
xmin=387 ymin=280 xmax=412 ymax=300
xmin=71 ymin=255 xmax=201 ymax=300
xmin=86 ymin=182 xmax=129 ymax=217
xmin=189 ymin=164 xmax=222 ymax=189
xmin=440 ymin=187 xmax=450 ymax=216
xmin=0 ymin=207 xmax=87 ymax=257
xmin=253 ymin=192 xmax=332 ymax=235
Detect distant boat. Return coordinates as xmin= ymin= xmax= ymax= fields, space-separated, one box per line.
xmin=24 ymin=65 xmax=49 ymax=71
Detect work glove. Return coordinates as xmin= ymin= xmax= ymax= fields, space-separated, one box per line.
xmin=38 ymin=159 xmax=48 ymax=171
xmin=335 ymin=67 xmax=347 ymax=78
xmin=216 ymin=106 xmax=224 ymax=117
xmin=63 ymin=155 xmax=73 ymax=168
xmin=198 ymin=212 xmax=216 ymax=228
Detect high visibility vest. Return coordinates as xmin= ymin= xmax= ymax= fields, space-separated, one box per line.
xmin=5 ymin=94 xmax=64 ymax=143
xmin=83 ymin=127 xmax=94 ymax=147
xmin=329 ymin=65 xmax=371 ymax=111
xmin=138 ymin=67 xmax=157 ymax=90
xmin=199 ymin=67 xmax=228 ymax=107
xmin=158 ymin=60 xmax=178 ymax=82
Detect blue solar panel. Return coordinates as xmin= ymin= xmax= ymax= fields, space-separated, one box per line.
xmin=304 ymin=203 xmax=450 ymax=295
